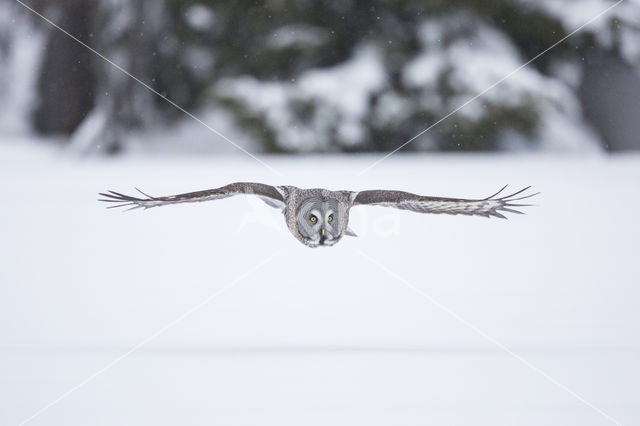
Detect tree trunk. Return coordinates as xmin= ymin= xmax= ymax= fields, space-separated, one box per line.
xmin=33 ymin=0 xmax=96 ymax=136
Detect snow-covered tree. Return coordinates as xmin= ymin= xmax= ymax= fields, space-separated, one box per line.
xmin=1 ymin=0 xmax=639 ymax=153
xmin=203 ymin=0 xmax=640 ymax=152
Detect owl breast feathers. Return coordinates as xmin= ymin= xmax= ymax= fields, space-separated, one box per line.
xmin=100 ymin=183 xmax=538 ymax=247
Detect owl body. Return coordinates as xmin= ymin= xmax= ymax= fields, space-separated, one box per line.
xmin=100 ymin=183 xmax=537 ymax=248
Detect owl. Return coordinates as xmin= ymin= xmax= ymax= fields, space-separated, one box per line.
xmin=99 ymin=183 xmax=537 ymax=247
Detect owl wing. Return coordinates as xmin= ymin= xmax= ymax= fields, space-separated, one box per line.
xmin=99 ymin=182 xmax=285 ymax=210
xmin=351 ymin=185 xmax=538 ymax=219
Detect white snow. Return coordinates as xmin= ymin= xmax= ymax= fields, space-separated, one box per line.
xmin=523 ymin=0 xmax=640 ymax=65
xmin=68 ymin=104 xmax=109 ymax=153
xmin=215 ymin=44 xmax=386 ymax=150
xmin=1 ymin=140 xmax=639 ymax=425
xmin=267 ymin=24 xmax=330 ymax=50
xmin=184 ymin=4 xmax=216 ymax=31
xmin=0 ymin=3 xmax=45 ymax=135
xmin=403 ymin=14 xmax=603 ymax=152
xmin=300 ymin=45 xmax=386 ymax=119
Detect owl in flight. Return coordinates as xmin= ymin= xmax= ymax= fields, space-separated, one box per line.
xmin=99 ymin=183 xmax=537 ymax=247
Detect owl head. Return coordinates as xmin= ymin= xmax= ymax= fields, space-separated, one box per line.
xmin=295 ymin=197 xmax=347 ymax=247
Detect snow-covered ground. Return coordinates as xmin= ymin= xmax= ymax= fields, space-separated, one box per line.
xmin=1 ymin=140 xmax=639 ymax=425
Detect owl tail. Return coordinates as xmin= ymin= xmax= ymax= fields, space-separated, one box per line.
xmin=345 ymin=227 xmax=358 ymax=237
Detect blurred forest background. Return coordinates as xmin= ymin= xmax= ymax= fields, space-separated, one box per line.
xmin=1 ymin=0 xmax=639 ymax=154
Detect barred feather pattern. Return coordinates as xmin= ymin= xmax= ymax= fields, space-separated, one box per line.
xmin=352 ymin=185 xmax=538 ymax=219
xmin=99 ymin=183 xmax=538 ymax=247
xmin=98 ymin=182 xmax=285 ymax=210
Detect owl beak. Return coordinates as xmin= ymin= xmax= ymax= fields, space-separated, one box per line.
xmin=319 ymin=229 xmax=327 ymax=246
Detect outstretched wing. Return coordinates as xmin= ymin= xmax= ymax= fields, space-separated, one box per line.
xmin=351 ymin=185 xmax=538 ymax=219
xmin=99 ymin=182 xmax=285 ymax=210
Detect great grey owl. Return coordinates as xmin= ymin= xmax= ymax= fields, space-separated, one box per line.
xmin=99 ymin=183 xmax=537 ymax=248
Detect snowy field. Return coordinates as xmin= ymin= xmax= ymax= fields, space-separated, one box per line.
xmin=1 ymin=140 xmax=639 ymax=425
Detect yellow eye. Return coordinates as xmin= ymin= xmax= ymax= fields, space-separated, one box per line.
xmin=309 ymin=215 xmax=317 ymax=223
xmin=327 ymin=215 xmax=333 ymax=222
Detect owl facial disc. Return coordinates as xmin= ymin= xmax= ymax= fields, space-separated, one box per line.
xmin=295 ymin=197 xmax=344 ymax=247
